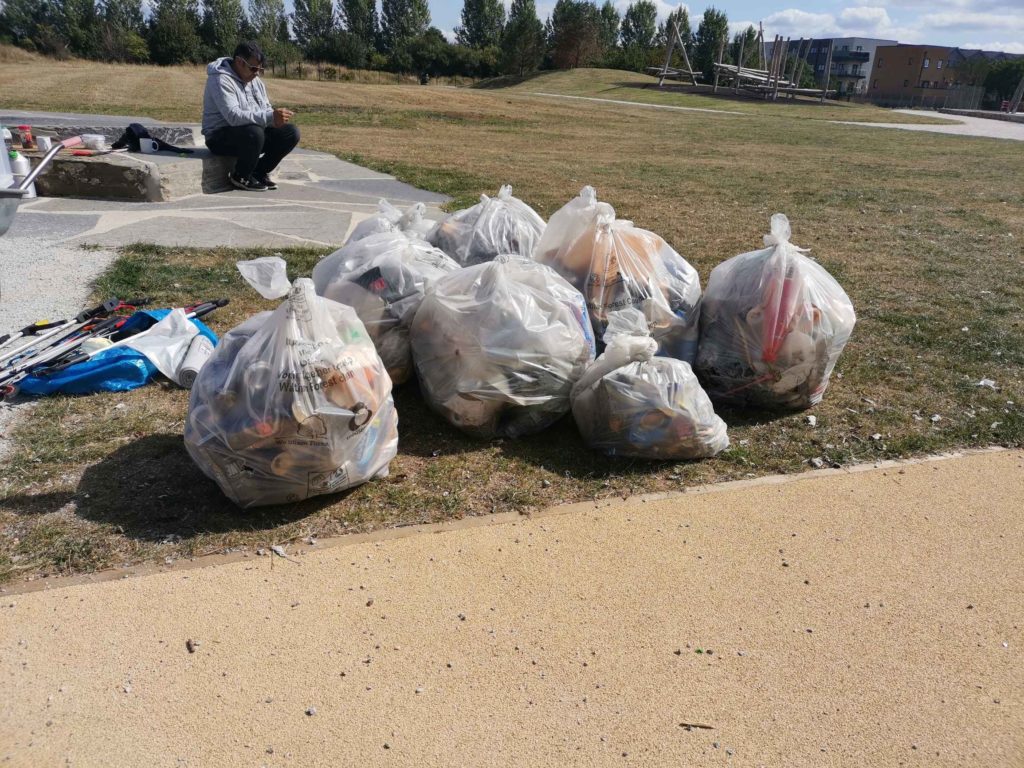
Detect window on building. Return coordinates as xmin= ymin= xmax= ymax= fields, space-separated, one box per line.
xmin=873 ymin=79 xmax=878 ymax=89
xmin=908 ymin=57 xmax=914 ymax=65
xmin=937 ymin=60 xmax=943 ymax=69
xmin=922 ymin=80 xmax=930 ymax=88
xmin=842 ymin=45 xmax=849 ymax=51
xmin=817 ymin=64 xmax=824 ymax=71
xmin=923 ymin=58 xmax=930 ymax=68
xmin=856 ymin=46 xmax=863 ymax=51
xmin=810 ymin=47 xmax=817 ymax=53
xmin=877 ymin=57 xmax=884 ymax=67
xmin=903 ymin=79 xmax=909 ymax=87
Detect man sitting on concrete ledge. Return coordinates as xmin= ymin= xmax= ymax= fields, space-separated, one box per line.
xmin=202 ymin=41 xmax=299 ymax=192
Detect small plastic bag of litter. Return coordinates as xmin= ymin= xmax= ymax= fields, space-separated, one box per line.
xmin=347 ymin=199 xmax=434 ymax=244
xmin=184 ymin=265 xmax=398 ymax=508
xmin=534 ymin=188 xmax=702 ymax=363
xmin=694 ymin=214 xmax=856 ymax=410
xmin=410 ymin=255 xmax=596 ymax=438
xmin=311 ymin=230 xmax=460 ymax=384
xmin=571 ymin=309 xmax=728 ymax=459
xmin=427 ymin=184 xmax=545 ymax=266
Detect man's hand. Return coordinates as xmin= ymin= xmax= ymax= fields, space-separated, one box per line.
xmin=272 ymin=108 xmax=295 ymax=128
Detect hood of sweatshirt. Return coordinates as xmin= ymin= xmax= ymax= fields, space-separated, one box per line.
xmin=207 ymin=57 xmax=242 ymax=80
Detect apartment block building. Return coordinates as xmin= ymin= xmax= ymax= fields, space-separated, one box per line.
xmin=772 ymin=37 xmax=897 ymax=95
xmin=867 ymin=44 xmax=959 ymax=107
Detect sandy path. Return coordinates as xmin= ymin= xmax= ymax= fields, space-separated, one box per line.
xmin=1 ymin=450 xmax=1022 ymax=767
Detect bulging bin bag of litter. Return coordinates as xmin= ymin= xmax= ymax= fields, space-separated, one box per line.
xmin=410 ymin=255 xmax=596 ymax=438
xmin=694 ymin=214 xmax=856 ymax=410
xmin=312 ymin=231 xmax=460 ymax=385
xmin=427 ymin=184 xmax=545 ymax=266
xmin=534 ymin=187 xmax=702 ymax=363
xmin=347 ymin=199 xmax=434 ymax=244
xmin=571 ymin=309 xmax=728 ymax=460
xmin=185 ymin=272 xmax=398 ymax=508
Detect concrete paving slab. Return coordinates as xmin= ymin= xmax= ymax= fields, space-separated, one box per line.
xmin=314 ymin=178 xmax=450 ymax=204
xmin=0 ymin=210 xmax=100 ymax=240
xmin=67 ymin=215 xmax=337 ymax=248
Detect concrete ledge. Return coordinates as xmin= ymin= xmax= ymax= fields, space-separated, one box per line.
xmin=939 ymin=108 xmax=1024 ymax=124
xmin=31 ymin=149 xmax=234 ymax=202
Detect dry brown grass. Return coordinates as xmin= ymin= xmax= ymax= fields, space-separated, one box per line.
xmin=0 ymin=63 xmax=1022 ymax=583
xmin=0 ymin=44 xmax=45 ymax=64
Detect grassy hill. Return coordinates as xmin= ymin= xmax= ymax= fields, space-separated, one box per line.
xmin=1 ymin=60 xmax=1022 ymax=579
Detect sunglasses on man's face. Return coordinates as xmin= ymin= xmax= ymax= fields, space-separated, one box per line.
xmin=236 ymin=57 xmax=264 ymax=74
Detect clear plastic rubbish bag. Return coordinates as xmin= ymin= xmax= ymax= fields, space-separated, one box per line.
xmin=571 ymin=309 xmax=728 ymax=459
xmin=695 ymin=214 xmax=856 ymax=410
xmin=410 ymin=255 xmax=596 ymax=438
xmin=312 ymin=231 xmax=460 ymax=385
xmin=427 ymin=184 xmax=545 ymax=266
xmin=534 ymin=187 xmax=702 ymax=363
xmin=184 ymin=278 xmax=399 ymax=508
xmin=347 ymin=199 xmax=434 ymax=244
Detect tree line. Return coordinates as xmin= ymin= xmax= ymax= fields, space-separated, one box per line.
xmin=0 ymin=0 xmax=762 ymax=80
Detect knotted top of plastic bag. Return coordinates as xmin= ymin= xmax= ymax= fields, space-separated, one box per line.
xmin=348 ymin=200 xmax=431 ymax=244
xmin=571 ymin=308 xmax=657 ymax=400
xmin=237 ymin=256 xmax=291 ymax=300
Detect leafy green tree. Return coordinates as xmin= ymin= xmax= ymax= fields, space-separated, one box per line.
xmin=985 ymin=59 xmax=1024 ymax=101
xmin=656 ymin=6 xmax=689 ymax=47
xmin=380 ymin=0 xmax=429 ymax=64
xmin=548 ymin=0 xmax=600 ymax=69
xmin=101 ymin=0 xmax=144 ymax=33
xmin=0 ymin=0 xmax=59 ymax=48
xmin=597 ymin=0 xmax=618 ymax=54
xmin=248 ymin=0 xmax=284 ymax=43
xmin=291 ymin=0 xmax=335 ymax=55
xmin=339 ymin=0 xmax=377 ymax=59
xmin=693 ymin=5 xmax=728 ymax=80
xmin=58 ymin=0 xmax=100 ymax=57
xmin=729 ymin=24 xmax=756 ymax=69
xmin=620 ymin=0 xmax=655 ymax=50
xmin=201 ymin=0 xmax=247 ymax=56
xmin=408 ymin=26 xmax=449 ymax=74
xmin=148 ymin=0 xmax=203 ymax=64
xmin=455 ymin=0 xmax=505 ymax=49
xmin=500 ymin=0 xmax=544 ymax=75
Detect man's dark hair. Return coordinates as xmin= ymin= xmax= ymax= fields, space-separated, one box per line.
xmin=233 ymin=41 xmax=265 ymax=65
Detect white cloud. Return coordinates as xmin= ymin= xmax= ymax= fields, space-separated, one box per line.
xmin=762 ymin=9 xmax=839 ymax=38
xmin=962 ymin=40 xmax=1024 ymax=53
xmin=922 ymin=12 xmax=1024 ymax=32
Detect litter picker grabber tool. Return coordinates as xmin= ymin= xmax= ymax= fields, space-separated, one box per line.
xmin=0 ymin=298 xmax=228 ymax=399
xmin=0 ymin=297 xmax=148 ymax=369
xmin=34 ymin=299 xmax=229 ymax=376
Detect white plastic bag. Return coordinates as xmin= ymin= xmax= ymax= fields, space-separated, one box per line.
xmin=312 ymin=231 xmax=460 ymax=384
xmin=695 ymin=214 xmax=856 ymax=410
xmin=534 ymin=188 xmax=702 ymax=363
xmin=427 ymin=184 xmax=545 ymax=266
xmin=347 ymin=199 xmax=434 ymax=244
xmin=571 ymin=309 xmax=728 ymax=459
xmin=184 ymin=276 xmax=398 ymax=508
xmin=410 ymin=255 xmax=596 ymax=438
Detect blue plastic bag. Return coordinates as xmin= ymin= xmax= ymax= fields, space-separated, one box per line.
xmin=18 ymin=310 xmax=217 ymax=397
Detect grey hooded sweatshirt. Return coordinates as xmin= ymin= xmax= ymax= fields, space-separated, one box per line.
xmin=201 ymin=57 xmax=274 ymax=137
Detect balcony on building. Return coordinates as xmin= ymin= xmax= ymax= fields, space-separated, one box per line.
xmin=830 ymin=50 xmax=871 ymax=64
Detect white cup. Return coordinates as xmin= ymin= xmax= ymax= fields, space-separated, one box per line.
xmin=139 ymin=138 xmax=159 ymax=154
xmin=36 ymin=136 xmax=53 ymax=151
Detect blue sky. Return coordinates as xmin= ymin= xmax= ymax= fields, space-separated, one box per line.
xmin=278 ymin=1 xmax=1024 ymax=54
xmin=432 ymin=0 xmax=1024 ymax=54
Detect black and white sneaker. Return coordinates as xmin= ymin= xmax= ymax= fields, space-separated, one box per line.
xmin=253 ymin=173 xmax=278 ymax=190
xmin=229 ymin=172 xmax=268 ymax=191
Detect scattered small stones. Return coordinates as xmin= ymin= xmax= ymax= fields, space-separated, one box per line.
xmin=305 ymin=707 xmax=316 ymax=716
xmin=805 ymin=415 xmax=817 ymax=427
xmin=186 ymin=639 xmax=198 ymax=654
xmin=366 ymin=598 xmax=375 ymax=607
xmin=810 ymin=457 xmax=825 ymax=469
xmin=541 ymin=479 xmax=551 ymax=488
xmin=457 ymin=613 xmax=466 ymax=621
xmin=930 ymin=414 xmax=942 ymax=423
xmin=415 ymin=687 xmax=424 ymax=694
xmin=383 ymin=743 xmax=391 ymax=750
xmin=871 ymin=433 xmax=882 ymax=441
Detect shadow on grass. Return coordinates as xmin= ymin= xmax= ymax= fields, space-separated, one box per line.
xmin=472 ymin=72 xmax=550 ymax=90
xmin=55 ymin=433 xmax=348 ymax=541
xmin=612 ymin=80 xmax=861 ymax=109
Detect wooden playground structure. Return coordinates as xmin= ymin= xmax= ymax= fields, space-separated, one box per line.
xmin=648 ymin=22 xmax=835 ymax=103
